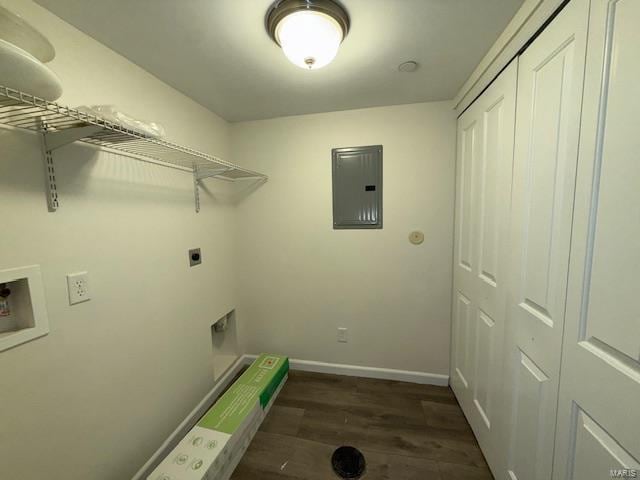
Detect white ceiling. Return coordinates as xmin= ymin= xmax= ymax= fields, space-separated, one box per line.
xmin=36 ymin=0 xmax=524 ymax=122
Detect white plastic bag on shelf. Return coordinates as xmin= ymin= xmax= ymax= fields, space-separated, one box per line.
xmin=76 ymin=104 xmax=166 ymax=139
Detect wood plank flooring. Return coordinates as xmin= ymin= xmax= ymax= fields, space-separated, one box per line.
xmin=231 ymin=370 xmax=493 ymax=479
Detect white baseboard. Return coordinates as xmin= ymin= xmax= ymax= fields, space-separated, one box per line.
xmin=131 ymin=355 xmax=246 ymax=480
xmin=242 ymin=354 xmax=449 ymax=386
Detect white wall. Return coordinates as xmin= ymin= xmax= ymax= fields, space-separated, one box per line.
xmin=0 ymin=2 xmax=238 ymax=479
xmin=231 ymin=102 xmax=456 ymax=375
xmin=0 ymin=3 xmax=457 ymax=477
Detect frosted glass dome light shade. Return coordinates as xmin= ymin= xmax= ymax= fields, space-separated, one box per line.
xmin=275 ymin=11 xmax=343 ymax=70
xmin=266 ymin=0 xmax=350 ymax=71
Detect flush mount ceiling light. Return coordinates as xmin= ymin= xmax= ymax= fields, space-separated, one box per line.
xmin=266 ymin=0 xmax=350 ymax=70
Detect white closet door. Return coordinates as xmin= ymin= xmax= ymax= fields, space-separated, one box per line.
xmin=502 ymin=0 xmax=589 ymax=479
xmin=552 ymin=0 xmax=640 ymax=478
xmin=451 ymin=60 xmax=517 ymax=475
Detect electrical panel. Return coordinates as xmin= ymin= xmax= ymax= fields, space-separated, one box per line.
xmin=332 ymin=145 xmax=383 ymax=229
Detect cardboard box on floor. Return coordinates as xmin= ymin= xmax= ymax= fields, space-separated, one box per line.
xmin=148 ymin=354 xmax=289 ymax=480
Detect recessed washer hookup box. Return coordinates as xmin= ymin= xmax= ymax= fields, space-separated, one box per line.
xmin=148 ymin=354 xmax=289 ymax=480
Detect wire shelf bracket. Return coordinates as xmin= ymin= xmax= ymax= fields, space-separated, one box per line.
xmin=0 ymin=86 xmax=268 ymax=213
xmin=193 ymin=166 xmax=234 ymax=213
xmin=38 ymin=118 xmax=104 ymax=211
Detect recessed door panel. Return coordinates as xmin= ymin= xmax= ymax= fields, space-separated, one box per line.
xmin=580 ymin=0 xmax=640 ymax=362
xmin=507 ymin=351 xmax=551 ymax=480
xmin=519 ymin=38 xmax=576 ymax=333
xmin=570 ymin=407 xmax=639 ymax=480
xmin=473 ymin=310 xmax=496 ymax=428
xmin=458 ymin=122 xmax=477 ymax=272
xmin=477 ymin=98 xmax=505 ymax=288
xmin=453 ymin=292 xmax=472 ymax=389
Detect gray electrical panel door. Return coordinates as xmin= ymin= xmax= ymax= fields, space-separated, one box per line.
xmin=332 ymin=145 xmax=383 ymax=229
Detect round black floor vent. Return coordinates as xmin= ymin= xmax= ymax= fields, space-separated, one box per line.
xmin=331 ymin=446 xmax=366 ymax=479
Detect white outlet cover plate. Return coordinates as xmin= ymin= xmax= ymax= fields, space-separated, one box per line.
xmin=67 ymin=271 xmax=90 ymax=305
xmin=338 ymin=327 xmax=348 ymax=343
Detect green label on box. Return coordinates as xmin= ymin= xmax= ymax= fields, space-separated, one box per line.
xmin=197 ymin=354 xmax=289 ymax=435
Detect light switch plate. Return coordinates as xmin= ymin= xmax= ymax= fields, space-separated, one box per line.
xmin=67 ymin=272 xmax=90 ymax=305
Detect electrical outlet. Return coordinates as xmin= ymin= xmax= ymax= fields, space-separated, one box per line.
xmin=337 ymin=327 xmax=348 ymax=343
xmin=189 ymin=248 xmax=202 ymax=267
xmin=66 ymin=272 xmax=90 ymax=305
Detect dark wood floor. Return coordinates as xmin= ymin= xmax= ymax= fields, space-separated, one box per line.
xmin=231 ymin=370 xmax=493 ymax=480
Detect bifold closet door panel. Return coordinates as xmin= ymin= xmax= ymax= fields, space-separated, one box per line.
xmin=450 ymin=60 xmax=517 ymax=475
xmin=552 ymin=0 xmax=640 ymax=478
xmin=502 ymin=0 xmax=590 ymax=479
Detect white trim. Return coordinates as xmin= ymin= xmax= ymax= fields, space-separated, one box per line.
xmin=131 ymin=356 xmax=246 ymax=480
xmin=453 ymin=0 xmax=565 ymax=114
xmin=243 ymin=354 xmax=449 ymax=386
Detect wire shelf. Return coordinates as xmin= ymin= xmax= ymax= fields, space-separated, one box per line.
xmin=0 ymin=85 xmax=266 ymax=181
